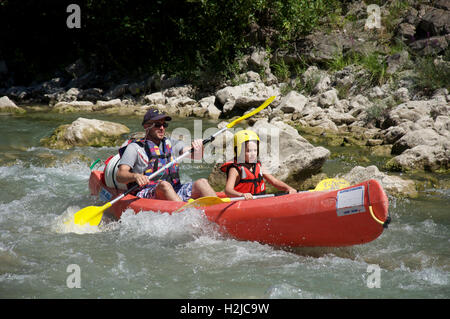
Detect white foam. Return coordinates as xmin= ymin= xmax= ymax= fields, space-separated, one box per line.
xmin=265 ymin=283 xmax=307 ymax=298
xmin=415 ymin=267 xmax=449 ymax=286
xmin=51 ymin=206 xmax=104 ymax=234
xmin=117 ymin=207 xmax=216 ymax=242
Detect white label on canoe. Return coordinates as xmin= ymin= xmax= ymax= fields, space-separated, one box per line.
xmin=336 ymin=186 xmax=365 ymax=217
xmin=99 ymin=187 xmax=113 ymax=202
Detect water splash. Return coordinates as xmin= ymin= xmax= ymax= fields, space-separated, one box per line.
xmin=51 ymin=204 xmax=221 ymax=242
xmin=116 ymin=207 xmax=219 ymax=244
xmin=51 ymin=206 xmax=104 ymax=234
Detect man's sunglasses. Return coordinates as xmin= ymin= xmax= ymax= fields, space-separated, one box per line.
xmin=147 ymin=122 xmax=169 ymax=128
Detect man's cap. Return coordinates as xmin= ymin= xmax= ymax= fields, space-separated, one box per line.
xmin=142 ymin=108 xmax=172 ymax=125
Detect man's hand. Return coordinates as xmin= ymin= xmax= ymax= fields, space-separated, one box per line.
xmin=191 ymin=139 xmax=204 ymax=160
xmin=133 ymin=173 xmax=149 ymax=187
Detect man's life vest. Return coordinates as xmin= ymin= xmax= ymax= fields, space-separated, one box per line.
xmin=104 ymin=137 xmax=180 ymax=191
xmin=220 ymin=161 xmax=266 ymax=195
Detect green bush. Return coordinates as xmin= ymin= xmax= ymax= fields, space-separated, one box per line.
xmin=271 ymin=59 xmax=290 ymax=82
xmin=412 ymin=50 xmax=450 ymax=94
xmin=268 ymin=0 xmax=341 ymax=45
xmin=360 ymin=52 xmax=388 ymax=86
xmin=0 ymin=0 xmax=343 ymax=85
xmin=327 ymin=50 xmax=388 ymax=89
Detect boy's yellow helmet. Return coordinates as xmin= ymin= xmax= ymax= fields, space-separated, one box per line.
xmin=233 ymin=129 xmax=260 ymax=158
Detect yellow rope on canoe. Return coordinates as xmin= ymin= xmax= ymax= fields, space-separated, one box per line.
xmin=369 ymin=206 xmax=385 ymax=225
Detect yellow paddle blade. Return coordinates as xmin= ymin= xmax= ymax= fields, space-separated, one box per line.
xmin=313 ymin=178 xmax=350 ymax=191
xmin=227 ymin=96 xmax=276 ymax=128
xmin=73 ymin=202 xmax=112 ymax=226
xmin=176 ymin=196 xmax=231 ymax=212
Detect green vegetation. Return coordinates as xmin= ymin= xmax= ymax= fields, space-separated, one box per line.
xmin=271 ymin=59 xmax=291 ymax=82
xmin=326 ymin=52 xmax=353 ymax=72
xmin=0 ymin=0 xmax=341 ymax=86
xmin=327 ymin=51 xmax=388 ymax=87
xmin=267 ymin=0 xmax=341 ymax=46
xmin=1 ymin=0 xmax=448 ymax=99
xmin=361 ymin=52 xmax=388 ymax=86
xmin=411 ymin=49 xmax=450 ymax=94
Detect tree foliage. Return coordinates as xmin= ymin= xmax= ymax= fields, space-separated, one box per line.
xmin=0 ymin=0 xmax=340 ymax=85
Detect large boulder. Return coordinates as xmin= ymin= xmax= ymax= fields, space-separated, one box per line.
xmin=208 ymin=118 xmax=330 ymax=190
xmin=143 ymin=92 xmax=166 ymax=105
xmin=51 ymin=101 xmax=94 ymax=113
xmin=298 ymin=31 xmax=350 ymax=63
xmin=434 ymin=115 xmax=450 ymax=137
xmin=166 ymin=96 xmax=198 ymax=117
xmin=382 ymin=100 xmax=434 ymax=127
xmin=0 ymin=96 xmax=25 ymax=113
xmin=385 ymin=145 xmax=449 ymax=173
xmin=326 ymin=108 xmax=356 ymax=126
xmin=341 ymin=165 xmax=418 ymax=198
xmin=215 ymin=82 xmax=280 ymax=113
xmin=397 ymin=2 xmax=450 ymax=55
xmin=143 ymin=88 xmax=218 ymax=119
xmin=386 ymin=50 xmax=410 ymax=74
xmin=41 ymin=117 xmax=130 ymax=149
xmin=301 ymin=66 xmax=331 ymax=94
xmin=93 ymin=99 xmax=124 ymax=111
xmin=418 ymin=7 xmax=450 ymax=36
xmin=379 ymin=98 xmax=450 ymax=172
xmin=318 ymin=89 xmax=339 ymax=108
xmin=251 ymin=119 xmax=330 ymax=180
xmin=196 ymin=96 xmax=221 ymax=120
xmin=409 ymin=35 xmax=449 ymax=56
xmin=275 ymin=91 xmax=308 ymax=113
xmin=391 ymin=128 xmax=448 ymax=155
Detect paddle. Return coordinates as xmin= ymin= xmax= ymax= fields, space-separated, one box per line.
xmin=176 ymin=177 xmax=350 ymax=211
xmin=312 ymin=178 xmax=350 ymax=191
xmin=176 ymin=193 xmax=276 ymax=211
xmin=70 ymin=96 xmax=277 ymax=226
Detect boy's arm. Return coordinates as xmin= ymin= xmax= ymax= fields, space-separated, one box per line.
xmin=225 ymin=167 xmax=247 ymax=197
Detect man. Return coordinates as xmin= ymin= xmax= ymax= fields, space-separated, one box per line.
xmin=116 ymin=108 xmax=217 ymax=201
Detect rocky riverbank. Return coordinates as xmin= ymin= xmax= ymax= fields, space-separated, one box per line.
xmin=1 ymin=0 xmax=449 ymax=196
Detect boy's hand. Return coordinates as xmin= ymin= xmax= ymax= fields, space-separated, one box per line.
xmin=242 ymin=193 xmax=254 ymax=200
xmin=287 ymin=188 xmax=297 ymax=194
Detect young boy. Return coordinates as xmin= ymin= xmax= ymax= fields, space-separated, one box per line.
xmin=220 ymin=129 xmax=297 ymax=200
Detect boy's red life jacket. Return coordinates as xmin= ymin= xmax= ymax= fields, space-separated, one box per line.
xmin=220 ymin=161 xmax=266 ymax=195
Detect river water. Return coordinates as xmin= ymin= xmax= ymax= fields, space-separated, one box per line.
xmin=0 ymin=110 xmax=449 ymax=299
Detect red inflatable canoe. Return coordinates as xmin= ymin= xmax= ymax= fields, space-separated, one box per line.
xmin=89 ymin=170 xmax=390 ymax=247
